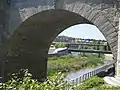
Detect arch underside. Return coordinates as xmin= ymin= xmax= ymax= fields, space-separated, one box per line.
xmin=2 ymin=2 xmax=118 ymax=81
xmin=60 ymin=1 xmax=118 ymax=58
xmin=4 ymin=10 xmax=92 ymax=80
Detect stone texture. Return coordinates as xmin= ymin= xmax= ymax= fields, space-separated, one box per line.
xmin=99 ymin=21 xmax=110 ymax=30
xmin=4 ymin=10 xmax=92 ymax=81
xmin=0 ymin=0 xmax=119 ymax=81
xmin=8 ymin=0 xmax=55 ymax=35
xmin=116 ymin=26 xmax=120 ymax=77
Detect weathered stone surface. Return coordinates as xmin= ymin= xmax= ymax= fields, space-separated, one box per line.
xmin=0 ymin=0 xmax=119 ymax=81
xmin=106 ymin=32 xmax=117 ymax=40
xmin=87 ymin=10 xmax=100 ymax=22
xmin=99 ymin=21 xmax=110 ymax=30
xmin=112 ymin=45 xmax=118 ymax=59
xmin=109 ymin=37 xmax=118 ymax=46
xmin=93 ymin=16 xmax=108 ymax=27
xmin=4 ymin=10 xmax=92 ymax=81
xmin=8 ymin=0 xmax=55 ymax=35
xmin=72 ymin=2 xmax=81 ymax=13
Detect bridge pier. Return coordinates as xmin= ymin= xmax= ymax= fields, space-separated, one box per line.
xmin=116 ymin=17 xmax=120 ymax=78
xmin=104 ymin=18 xmax=120 ymax=86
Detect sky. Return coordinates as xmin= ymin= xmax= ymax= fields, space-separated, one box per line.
xmin=59 ymin=24 xmax=106 ymax=40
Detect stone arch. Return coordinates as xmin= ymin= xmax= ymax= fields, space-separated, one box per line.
xmin=4 ymin=9 xmax=92 ymax=81
xmin=55 ymin=0 xmax=118 ymax=59
xmin=8 ymin=0 xmax=118 ymax=59
xmin=3 ymin=2 xmax=117 ymax=81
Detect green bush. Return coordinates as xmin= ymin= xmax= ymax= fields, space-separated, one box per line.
xmin=55 ymin=43 xmax=67 ymax=48
xmin=95 ymin=85 xmax=120 ymax=90
xmin=48 ymin=55 xmax=104 ymax=76
xmin=75 ymin=76 xmax=104 ymax=90
xmin=2 ymin=69 xmax=120 ymax=90
xmin=1 ymin=70 xmax=73 ymax=90
xmin=74 ymin=77 xmax=120 ymax=90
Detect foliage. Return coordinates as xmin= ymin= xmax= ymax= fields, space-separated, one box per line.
xmin=1 ymin=70 xmax=120 ymax=90
xmin=1 ymin=70 xmax=73 ymax=90
xmin=75 ymin=76 xmax=120 ymax=90
xmin=48 ymin=55 xmax=77 ymax=75
xmin=1 ymin=69 xmax=40 ymax=90
xmin=1 ymin=54 xmax=105 ymax=90
xmin=48 ymin=55 xmax=104 ymax=76
xmin=55 ymin=43 xmax=67 ymax=48
xmin=95 ymin=85 xmax=120 ymax=90
xmin=74 ymin=76 xmax=104 ymax=90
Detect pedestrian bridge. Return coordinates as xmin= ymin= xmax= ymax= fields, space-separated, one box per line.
xmin=68 ymin=43 xmax=112 ymax=54
xmin=68 ymin=49 xmax=112 ymax=54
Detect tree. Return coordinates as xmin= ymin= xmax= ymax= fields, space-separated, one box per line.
xmin=55 ymin=43 xmax=67 ymax=48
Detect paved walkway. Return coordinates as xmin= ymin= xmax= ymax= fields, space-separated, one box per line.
xmin=65 ymin=60 xmax=113 ymax=81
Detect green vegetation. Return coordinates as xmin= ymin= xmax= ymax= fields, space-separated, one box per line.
xmin=1 ymin=70 xmax=72 ymax=90
xmin=75 ymin=76 xmax=120 ymax=90
xmin=2 ymin=70 xmax=120 ymax=90
xmin=94 ymin=85 xmax=120 ymax=90
xmin=47 ymin=55 xmax=104 ymax=76
xmin=84 ymin=45 xmax=105 ymax=51
xmin=55 ymin=43 xmax=68 ymax=48
xmin=2 ymin=53 xmax=109 ymax=90
xmin=75 ymin=76 xmax=104 ymax=90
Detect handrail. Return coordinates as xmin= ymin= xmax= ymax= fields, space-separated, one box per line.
xmin=66 ymin=61 xmax=115 ymax=86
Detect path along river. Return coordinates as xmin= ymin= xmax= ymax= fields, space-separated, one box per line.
xmin=65 ymin=60 xmax=113 ymax=81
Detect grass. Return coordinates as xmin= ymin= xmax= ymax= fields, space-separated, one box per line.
xmin=3 ymin=53 xmax=117 ymax=90
xmin=47 ymin=54 xmax=104 ymax=76
xmin=74 ymin=76 xmax=120 ymax=90
xmin=2 ymin=71 xmax=120 ymax=90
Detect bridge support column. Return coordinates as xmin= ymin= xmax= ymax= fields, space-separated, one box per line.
xmin=4 ymin=43 xmax=48 ymax=82
xmin=115 ymin=17 xmax=120 ymax=79
xmin=104 ymin=18 xmax=120 ymax=86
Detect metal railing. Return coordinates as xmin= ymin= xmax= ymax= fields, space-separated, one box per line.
xmin=66 ymin=61 xmax=115 ymax=86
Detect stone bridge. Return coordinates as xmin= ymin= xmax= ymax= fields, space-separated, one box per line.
xmin=0 ymin=0 xmax=120 ymax=81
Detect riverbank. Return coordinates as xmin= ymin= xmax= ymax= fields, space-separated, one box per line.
xmin=1 ymin=54 xmax=108 ymax=90
xmin=47 ymin=54 xmax=104 ymax=76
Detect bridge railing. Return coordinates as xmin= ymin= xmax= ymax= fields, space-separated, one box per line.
xmin=68 ymin=48 xmax=112 ymax=54
xmin=66 ymin=61 xmax=115 ymax=86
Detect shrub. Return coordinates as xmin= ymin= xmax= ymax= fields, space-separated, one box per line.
xmin=95 ymin=85 xmax=120 ymax=90
xmin=48 ymin=55 xmax=104 ymax=76
xmin=55 ymin=43 xmax=67 ymax=48
xmin=1 ymin=70 xmax=73 ymax=90
xmin=75 ymin=76 xmax=104 ymax=90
